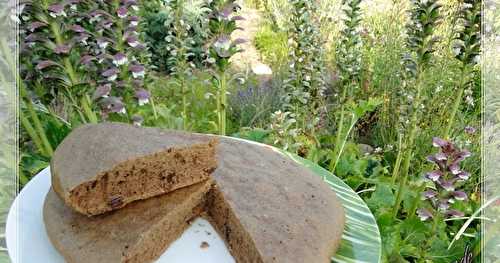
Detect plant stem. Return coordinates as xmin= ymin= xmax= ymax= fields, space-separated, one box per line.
xmin=217 ymin=72 xmax=227 ymax=135
xmin=19 ymin=82 xmax=54 ymax=157
xmin=81 ymin=95 xmax=98 ymax=123
xmin=48 ymin=14 xmax=97 ymax=123
xmin=392 ymin=75 xmax=423 ymax=218
xmin=443 ymin=68 xmax=468 ymax=139
xmin=19 ymin=110 xmax=45 ymax=156
xmin=330 ymin=88 xmax=348 ymax=173
xmin=331 ymin=113 xmax=357 ymax=173
xmin=181 ymin=76 xmax=188 ymax=130
xmin=391 ymin=134 xmax=404 ymax=186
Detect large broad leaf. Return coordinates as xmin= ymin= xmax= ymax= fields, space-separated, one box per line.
xmin=278 ymin=150 xmax=382 ymax=263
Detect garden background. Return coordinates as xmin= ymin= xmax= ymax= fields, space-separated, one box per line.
xmin=1 ymin=0 xmax=497 ymax=261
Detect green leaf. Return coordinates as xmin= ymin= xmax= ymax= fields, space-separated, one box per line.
xmin=367 ymin=183 xmax=395 ymax=211
xmin=279 ymin=149 xmax=382 ymax=263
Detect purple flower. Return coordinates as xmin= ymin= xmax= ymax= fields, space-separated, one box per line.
xmin=28 ymin=21 xmax=46 ymax=32
xmin=432 ymin=137 xmax=449 ymax=148
xmin=446 ymin=209 xmax=465 ymax=218
xmin=438 ymin=178 xmax=455 ymax=192
xmin=48 ymin=4 xmax=66 ymax=18
xmin=117 ymin=6 xmax=128 ymax=18
xmin=101 ymin=96 xmax=126 ymax=114
xmin=74 ymin=33 xmax=90 ymax=45
xmin=54 ymin=44 xmax=71 ymax=55
xmin=25 ymin=33 xmax=42 ymax=43
xmin=417 ymin=208 xmax=433 ymax=221
xmin=100 ymin=19 xmax=114 ymax=29
xmin=454 ymin=150 xmax=471 ymax=162
xmin=102 ymin=67 xmax=120 ymax=81
xmin=135 ymin=88 xmax=150 ymax=105
xmin=126 ymin=35 xmax=140 ymax=47
xmin=70 ymin=25 xmax=86 ymax=33
xmin=93 ymin=84 xmax=111 ymax=99
xmin=437 ymin=200 xmax=450 ymax=211
xmin=456 ymin=171 xmax=471 ymax=180
xmin=464 ymin=126 xmax=476 ymax=134
xmin=113 ymin=53 xmax=128 ymax=66
xmin=67 ymin=0 xmax=80 ymax=11
xmin=421 ymin=189 xmax=438 ymax=200
xmin=36 ymin=60 xmax=58 ymax=70
xmin=116 ymin=80 xmax=127 ymax=88
xmin=97 ymin=53 xmax=112 ymax=64
xmin=97 ymin=37 xmax=111 ymax=49
xmin=131 ymin=115 xmax=143 ymax=126
xmin=213 ymin=35 xmax=232 ymax=58
xmin=452 ymin=191 xmax=468 ymax=201
xmin=129 ymin=16 xmax=139 ymax=27
xmin=435 ymin=152 xmax=447 ymax=161
xmin=123 ymin=0 xmax=139 ymax=10
xmin=448 ymin=162 xmax=461 ymax=175
xmin=80 ymin=55 xmax=95 ymax=65
xmin=425 ymin=170 xmax=442 ymax=181
xmin=129 ymin=64 xmax=145 ymax=78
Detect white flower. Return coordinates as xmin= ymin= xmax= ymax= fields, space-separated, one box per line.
xmin=108 ymin=74 xmax=117 ymax=81
xmin=98 ymin=41 xmax=109 ymax=49
xmin=138 ymin=98 xmax=149 ymax=106
xmin=113 ymin=54 xmax=128 ymax=66
xmin=374 ymin=147 xmax=382 ymax=153
xmin=207 ymin=57 xmax=216 ymax=64
xmin=473 ymin=55 xmax=480 ymax=64
xmin=465 ymin=96 xmax=475 ymax=106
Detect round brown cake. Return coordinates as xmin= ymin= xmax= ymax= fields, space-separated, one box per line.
xmin=44 ymin=123 xmax=346 ymax=263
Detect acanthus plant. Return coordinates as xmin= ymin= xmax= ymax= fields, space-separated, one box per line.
xmin=392 ymin=0 xmax=442 ymax=218
xmin=329 ymin=0 xmax=382 ymax=173
xmin=81 ymin=0 xmax=152 ymax=123
xmin=162 ymin=0 xmax=213 ymax=130
xmin=20 ymin=0 xmax=99 ymax=125
xmin=443 ymin=0 xmax=481 ymax=138
xmin=417 ymin=137 xmax=471 ymax=224
xmin=21 ymin=0 xmax=151 ymax=127
xmin=142 ymin=0 xmax=211 ymax=74
xmin=275 ymin=0 xmax=326 ymax=152
xmin=206 ymin=0 xmax=246 ymax=135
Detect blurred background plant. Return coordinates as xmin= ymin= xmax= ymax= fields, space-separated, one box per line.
xmin=12 ymin=0 xmax=487 ymax=261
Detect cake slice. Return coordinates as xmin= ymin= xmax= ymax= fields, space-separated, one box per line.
xmin=43 ymin=180 xmax=213 ymax=263
xmin=51 ymin=123 xmax=218 ymax=216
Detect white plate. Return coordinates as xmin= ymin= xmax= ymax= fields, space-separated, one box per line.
xmin=6 ymin=167 xmax=235 ymax=263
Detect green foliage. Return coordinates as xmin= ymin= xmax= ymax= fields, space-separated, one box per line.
xmin=141 ymin=0 xmax=211 ymax=74
xmin=253 ymin=23 xmax=289 ymax=70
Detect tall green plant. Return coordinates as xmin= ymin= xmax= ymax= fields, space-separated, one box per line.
xmin=443 ymin=0 xmax=481 ymax=139
xmin=392 ymin=0 xmax=442 ymax=218
xmin=207 ymin=0 xmax=245 ymax=135
xmin=330 ymin=0 xmax=366 ymax=173
xmin=275 ymin=0 xmax=326 ymax=152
